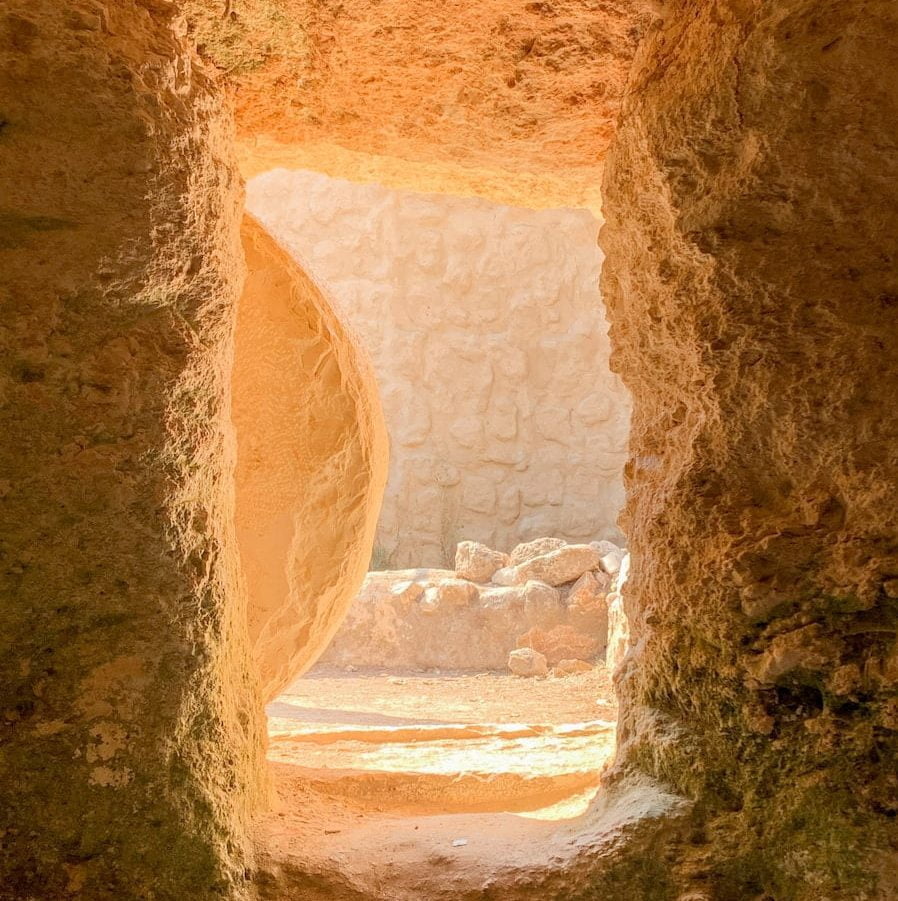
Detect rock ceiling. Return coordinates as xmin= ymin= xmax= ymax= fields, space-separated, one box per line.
xmin=182 ymin=0 xmax=653 ymax=209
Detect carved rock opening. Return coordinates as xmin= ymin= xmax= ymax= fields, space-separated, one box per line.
xmin=240 ymin=169 xmax=637 ymax=898
xmin=601 ymin=2 xmax=898 ymax=897
xmin=3 ymin=0 xmax=898 ymax=898
xmin=0 ymin=3 xmax=265 ymax=896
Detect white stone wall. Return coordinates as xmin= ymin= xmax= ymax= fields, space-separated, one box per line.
xmin=247 ymin=170 xmax=630 ymax=567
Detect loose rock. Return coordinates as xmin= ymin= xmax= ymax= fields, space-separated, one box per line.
xmin=509 ymin=537 xmax=567 ymax=566
xmin=554 ymin=658 xmax=593 ymax=677
xmin=490 ymin=566 xmax=517 ymax=587
xmin=567 ymin=570 xmax=610 ymax=638
xmin=521 ymin=580 xmax=563 ymax=627
xmin=589 ymin=539 xmax=621 ymax=558
xmin=598 ymin=547 xmax=626 ymax=576
xmin=507 ymin=544 xmax=603 ymax=587
xmin=568 ymin=570 xmax=610 ymax=607
xmin=454 ymin=540 xmax=508 ymax=582
xmin=517 ymin=625 xmax=600 ymax=666
xmin=508 ymin=647 xmax=548 ymax=677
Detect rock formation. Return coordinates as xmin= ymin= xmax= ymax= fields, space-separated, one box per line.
xmin=233 ymin=216 xmax=388 ymax=701
xmin=4 ymin=0 xmax=898 ymax=897
xmin=183 ymin=0 xmax=653 ymax=209
xmin=0 ymin=4 xmax=388 ymax=893
xmin=554 ymin=658 xmax=594 ymax=677
xmin=601 ymin=1 xmax=898 ymax=895
xmin=605 ymin=553 xmax=631 ymax=676
xmin=509 ymin=536 xmax=568 ymax=566
xmin=319 ymin=538 xmax=624 ymax=671
xmin=495 ymin=544 xmax=603 ymax=587
xmin=508 ymin=647 xmax=549 ymax=678
xmin=0 ymin=3 xmax=264 ymax=895
xmin=455 ymin=541 xmax=510 ymax=583
xmin=517 ymin=624 xmax=602 ymax=668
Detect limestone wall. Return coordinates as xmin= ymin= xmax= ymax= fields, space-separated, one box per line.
xmin=0 ymin=2 xmax=264 ymax=895
xmin=247 ymin=171 xmax=630 ymax=567
xmin=601 ymin=1 xmax=898 ymax=896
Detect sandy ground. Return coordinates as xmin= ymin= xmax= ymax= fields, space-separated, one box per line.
xmin=268 ymin=665 xmax=617 ymax=727
xmin=257 ymin=667 xmax=624 ymax=899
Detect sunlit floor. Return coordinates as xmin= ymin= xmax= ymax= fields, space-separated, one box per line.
xmin=268 ymin=667 xmax=617 ymax=817
xmin=259 ymin=667 xmax=621 ymax=897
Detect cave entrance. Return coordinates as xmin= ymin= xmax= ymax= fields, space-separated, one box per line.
xmin=244 ymin=169 xmax=634 ymax=894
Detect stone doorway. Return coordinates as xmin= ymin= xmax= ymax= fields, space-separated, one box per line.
xmin=241 ymin=170 xmax=639 ymax=897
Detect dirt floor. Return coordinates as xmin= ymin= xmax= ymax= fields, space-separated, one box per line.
xmin=258 ymin=666 xmax=623 ymax=900
xmin=268 ymin=665 xmax=617 ymax=726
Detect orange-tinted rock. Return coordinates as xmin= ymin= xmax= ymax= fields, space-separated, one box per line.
xmin=233 ymin=216 xmax=388 ymax=701
xmin=521 ymin=580 xmax=564 ymax=628
xmin=183 ymin=0 xmax=653 ymax=207
xmin=505 ymin=544 xmax=602 ymax=587
xmin=455 ymin=541 xmax=509 ymax=583
xmin=509 ymin=537 xmax=568 ymax=566
xmin=0 ymin=2 xmax=264 ymax=895
xmin=601 ymin=1 xmax=898 ymax=892
xmin=420 ymin=579 xmax=480 ymax=613
xmin=8 ymin=0 xmax=898 ymax=896
xmin=554 ymin=659 xmax=594 ymax=677
xmin=568 ymin=570 xmax=611 ymax=608
xmin=508 ymin=647 xmax=549 ymax=678
xmin=517 ymin=625 xmax=600 ymax=667
xmin=567 ymin=571 xmax=611 ymax=641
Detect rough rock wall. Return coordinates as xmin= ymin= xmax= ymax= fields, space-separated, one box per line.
xmin=247 ymin=171 xmax=630 ymax=568
xmin=602 ymin=1 xmax=898 ymax=896
xmin=183 ymin=0 xmax=653 ymax=208
xmin=0 ymin=3 xmax=267 ymax=897
xmin=234 ymin=217 xmax=388 ymax=701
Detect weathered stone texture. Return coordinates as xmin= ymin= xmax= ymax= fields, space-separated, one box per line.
xmin=247 ymin=170 xmax=630 ymax=567
xmin=502 ymin=544 xmax=602 ymax=587
xmin=233 ymin=217 xmax=388 ymax=702
xmin=183 ymin=0 xmax=653 ymax=209
xmin=455 ymin=540 xmax=509 ymax=583
xmin=602 ymin=1 xmax=898 ymax=896
xmin=0 ymin=2 xmax=264 ymax=897
xmin=508 ymin=647 xmax=549 ymax=678
xmin=510 ymin=536 xmax=569 ymax=566
xmin=7 ymin=0 xmax=898 ymax=897
xmin=605 ymin=553 xmax=631 ymax=676
xmin=318 ymin=540 xmax=623 ymax=672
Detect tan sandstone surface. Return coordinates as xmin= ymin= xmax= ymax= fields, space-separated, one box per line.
xmin=183 ymin=0 xmax=653 ymax=208
xmin=601 ymin=1 xmax=898 ymax=897
xmin=258 ymin=668 xmax=623 ymax=901
xmin=0 ymin=2 xmax=266 ymax=896
xmin=246 ymin=170 xmax=630 ymax=567
xmin=5 ymin=0 xmax=898 ymax=898
xmin=233 ymin=216 xmax=388 ymax=701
